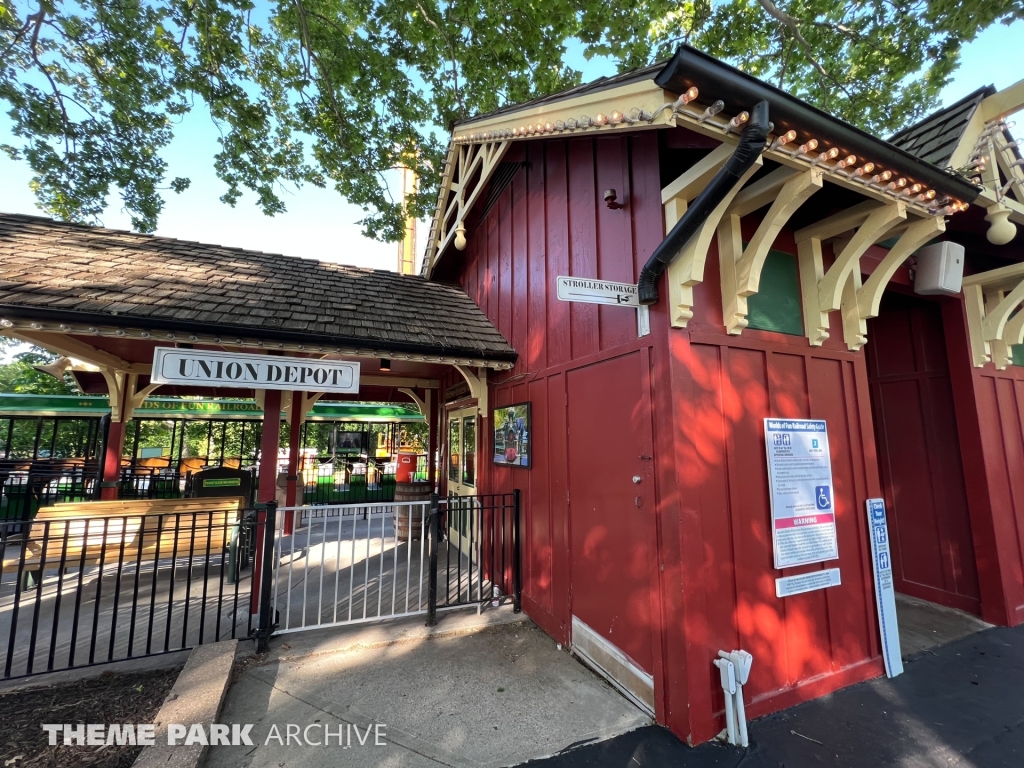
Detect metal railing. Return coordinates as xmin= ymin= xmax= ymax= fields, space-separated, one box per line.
xmin=0 ymin=469 xmax=97 ymax=535
xmin=300 ymin=463 xmax=398 ymax=505
xmin=270 ymin=501 xmax=431 ymax=633
xmin=117 ymin=467 xmax=188 ymax=500
xmin=0 ymin=508 xmax=259 ymax=680
xmin=434 ymin=491 xmax=521 ymax=617
xmin=0 ymin=491 xmax=521 ymax=679
xmin=271 ymin=492 xmax=521 ymax=633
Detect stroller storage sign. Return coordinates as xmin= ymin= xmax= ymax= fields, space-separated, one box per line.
xmin=764 ymin=419 xmax=839 ymax=569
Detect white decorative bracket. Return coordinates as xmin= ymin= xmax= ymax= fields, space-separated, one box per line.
xmin=100 ymin=369 xmax=130 ymax=423
xmin=454 ymin=365 xmax=488 ymax=416
xmin=719 ymin=168 xmax=824 ymax=334
xmin=123 ymin=379 xmax=162 ymax=423
xmin=425 ymin=141 xmax=511 ymax=275
xmin=663 ymin=146 xmax=764 ymax=327
xmin=283 ymin=391 xmax=324 ymax=427
xmin=397 ymin=387 xmax=427 ymax=417
xmin=796 ymin=201 xmax=907 ymax=348
xmin=957 ymin=262 xmax=1024 ymax=369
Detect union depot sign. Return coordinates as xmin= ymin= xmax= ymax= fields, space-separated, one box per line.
xmin=151 ymin=348 xmax=360 ymax=394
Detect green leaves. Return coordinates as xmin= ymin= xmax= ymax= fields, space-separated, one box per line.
xmin=1 ymin=0 xmax=1021 ymax=241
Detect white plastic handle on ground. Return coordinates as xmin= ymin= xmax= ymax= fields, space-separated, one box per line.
xmin=713 ymin=657 xmax=737 ymax=745
xmin=716 ymin=650 xmax=753 ymax=748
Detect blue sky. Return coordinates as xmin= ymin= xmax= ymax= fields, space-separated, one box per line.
xmin=1 ymin=19 xmax=1022 ymax=274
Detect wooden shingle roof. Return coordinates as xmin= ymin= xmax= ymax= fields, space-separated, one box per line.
xmin=888 ymin=87 xmax=995 ymax=169
xmin=0 ymin=213 xmax=516 ymax=363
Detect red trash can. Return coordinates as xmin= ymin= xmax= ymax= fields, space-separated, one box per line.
xmin=395 ymin=451 xmax=419 ymax=483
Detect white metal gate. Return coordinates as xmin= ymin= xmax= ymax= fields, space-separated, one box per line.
xmin=265 ymin=493 xmax=520 ymax=637
xmin=270 ymin=501 xmax=432 ymax=633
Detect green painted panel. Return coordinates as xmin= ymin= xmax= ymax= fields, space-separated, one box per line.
xmin=0 ymin=394 xmax=424 ymax=421
xmin=746 ymin=250 xmax=804 ymax=336
xmin=1012 ymin=344 xmax=1024 ymax=367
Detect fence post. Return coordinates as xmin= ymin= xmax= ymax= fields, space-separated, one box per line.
xmin=512 ymin=489 xmax=522 ymax=614
xmin=255 ymin=500 xmax=277 ymax=653
xmin=426 ymin=493 xmax=439 ymax=627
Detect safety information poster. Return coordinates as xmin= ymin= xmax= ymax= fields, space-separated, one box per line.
xmin=764 ymin=419 xmax=840 ymax=569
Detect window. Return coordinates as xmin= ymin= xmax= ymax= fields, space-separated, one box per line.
xmin=1013 ymin=344 xmax=1024 ymax=367
xmin=448 ymin=418 xmax=460 ymax=483
xmin=746 ymin=249 xmax=804 ymax=336
xmin=462 ymin=416 xmax=476 ymax=486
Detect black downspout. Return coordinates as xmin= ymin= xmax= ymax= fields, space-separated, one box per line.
xmin=638 ymin=100 xmax=771 ymax=305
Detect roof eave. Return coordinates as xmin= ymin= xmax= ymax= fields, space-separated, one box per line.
xmin=0 ymin=304 xmax=518 ymax=369
xmin=655 ymin=46 xmax=981 ymax=204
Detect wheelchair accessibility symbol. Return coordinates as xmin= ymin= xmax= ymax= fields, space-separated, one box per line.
xmin=815 ymin=486 xmax=832 ymax=510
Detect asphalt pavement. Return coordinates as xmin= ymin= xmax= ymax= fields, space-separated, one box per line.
xmin=525 ymin=622 xmax=1024 ymax=768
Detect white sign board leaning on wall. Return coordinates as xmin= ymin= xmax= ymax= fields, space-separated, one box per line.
xmin=151 ymin=347 xmax=360 ymax=394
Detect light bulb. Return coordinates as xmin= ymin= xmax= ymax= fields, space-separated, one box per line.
xmin=544 ymin=121 xmax=554 ymax=132
xmin=798 ymin=139 xmax=818 ymax=154
xmin=855 ymin=163 xmax=875 ymax=176
xmin=838 ymin=155 xmax=857 ymax=168
xmin=593 ymin=113 xmax=608 ymax=126
xmin=907 ymin=183 xmax=922 ymax=195
xmin=731 ymin=111 xmax=749 ymax=126
xmin=682 ymin=86 xmax=699 ymax=104
xmin=872 ymin=170 xmax=892 ymax=184
xmin=609 ymin=111 xmax=623 ymax=125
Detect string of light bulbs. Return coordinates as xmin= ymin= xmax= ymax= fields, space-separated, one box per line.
xmin=451 ymin=86 xmax=969 ymax=216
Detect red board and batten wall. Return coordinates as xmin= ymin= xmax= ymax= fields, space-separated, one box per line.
xmin=437 ymin=131 xmax=885 ymax=743
xmin=435 ymin=130 xmax=1024 ymax=743
xmin=941 ymin=298 xmax=1024 ymax=628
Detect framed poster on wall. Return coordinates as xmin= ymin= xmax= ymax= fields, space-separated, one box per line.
xmin=493 ymin=403 xmax=531 ymax=468
xmin=764 ymin=418 xmax=839 ymax=569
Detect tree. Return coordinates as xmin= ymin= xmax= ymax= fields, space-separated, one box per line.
xmin=2 ymin=0 xmax=1021 ymax=239
xmin=0 ymin=345 xmax=79 ymax=394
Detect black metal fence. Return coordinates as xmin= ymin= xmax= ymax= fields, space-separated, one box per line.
xmin=0 ymin=491 xmax=521 ymax=680
xmin=117 ymin=467 xmax=189 ymax=500
xmin=0 ymin=508 xmax=261 ymax=680
xmin=0 ymin=468 xmax=98 ymax=534
xmin=300 ymin=462 xmax=398 ymax=505
xmin=430 ymin=491 xmax=521 ymax=618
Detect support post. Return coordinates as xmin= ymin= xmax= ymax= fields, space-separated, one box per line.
xmin=99 ymin=419 xmax=126 ymax=500
xmin=426 ymin=492 xmax=439 ymax=627
xmin=93 ymin=414 xmax=111 ymax=500
xmin=284 ymin=391 xmax=302 ymax=535
xmin=255 ymin=500 xmax=277 ymax=653
xmin=428 ymin=389 xmax=438 ymax=490
xmin=512 ymin=488 xmax=522 ymax=614
xmin=252 ymin=389 xmax=282 ymax=612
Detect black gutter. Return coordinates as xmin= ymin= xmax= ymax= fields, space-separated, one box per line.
xmin=656 ymin=46 xmax=980 ymax=204
xmin=638 ymin=100 xmax=771 ymax=305
xmin=0 ymin=304 xmax=519 ymax=365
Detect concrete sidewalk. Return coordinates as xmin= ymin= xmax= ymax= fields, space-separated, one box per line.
xmin=527 ymin=622 xmax=1024 ymax=767
xmin=205 ymin=606 xmax=651 ymax=768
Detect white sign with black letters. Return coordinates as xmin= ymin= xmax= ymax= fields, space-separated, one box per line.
xmin=556 ymin=276 xmax=640 ymax=307
xmin=151 ymin=348 xmax=360 ymax=393
xmin=867 ymin=498 xmax=903 ymax=677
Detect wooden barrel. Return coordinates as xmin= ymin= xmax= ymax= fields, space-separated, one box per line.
xmin=394 ymin=481 xmax=432 ymax=541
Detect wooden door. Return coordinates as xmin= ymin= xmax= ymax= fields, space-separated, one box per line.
xmin=566 ymin=352 xmax=656 ymax=680
xmin=867 ymin=293 xmax=981 ymax=614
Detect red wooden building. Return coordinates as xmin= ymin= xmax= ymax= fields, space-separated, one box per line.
xmin=423 ymin=48 xmax=1024 ymax=743
xmin=2 ymin=44 xmax=1022 ymax=748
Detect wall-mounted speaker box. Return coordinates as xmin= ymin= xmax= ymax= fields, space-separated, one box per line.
xmin=914 ymin=241 xmax=965 ymax=296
